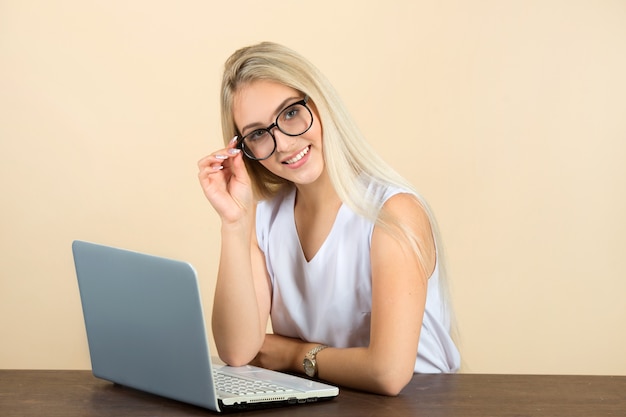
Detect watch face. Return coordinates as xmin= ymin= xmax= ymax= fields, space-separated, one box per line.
xmin=303 ymin=358 xmax=315 ymax=377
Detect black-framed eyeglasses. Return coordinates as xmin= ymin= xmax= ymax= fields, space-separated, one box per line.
xmin=237 ymin=96 xmax=313 ymax=161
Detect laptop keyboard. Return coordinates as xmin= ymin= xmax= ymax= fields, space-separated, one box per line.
xmin=214 ymin=371 xmax=295 ymax=396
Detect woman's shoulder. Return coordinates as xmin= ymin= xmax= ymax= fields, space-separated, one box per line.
xmin=382 ymin=192 xmax=429 ymax=220
xmin=367 ymin=178 xmax=431 ymax=226
xmin=363 ymin=177 xmax=416 ymax=207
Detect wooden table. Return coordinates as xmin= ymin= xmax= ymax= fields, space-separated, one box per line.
xmin=1 ymin=370 xmax=624 ymax=416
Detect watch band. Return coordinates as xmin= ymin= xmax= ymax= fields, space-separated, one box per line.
xmin=303 ymin=344 xmax=329 ymax=377
xmin=307 ymin=344 xmax=328 ymax=358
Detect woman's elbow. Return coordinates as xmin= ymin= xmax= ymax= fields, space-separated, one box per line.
xmin=218 ymin=352 xmax=252 ymax=368
xmin=369 ymin=365 xmax=414 ymax=396
xmin=374 ymin=376 xmax=412 ymax=397
xmin=216 ymin=344 xmax=259 ymax=367
xmin=213 ymin=330 xmax=265 ymax=367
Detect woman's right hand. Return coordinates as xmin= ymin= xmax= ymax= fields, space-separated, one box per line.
xmin=197 ymin=136 xmax=253 ymax=224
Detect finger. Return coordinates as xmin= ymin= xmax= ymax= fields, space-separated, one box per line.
xmin=198 ymin=153 xmax=227 ymax=168
xmin=230 ymin=151 xmax=253 ymax=187
xmin=198 ymin=154 xmax=235 ymax=178
xmin=197 ymin=136 xmax=239 ymax=167
xmin=198 ymin=161 xmax=227 ymax=182
xmin=220 ymin=136 xmax=246 ymax=173
xmin=227 ymin=135 xmax=239 ymax=149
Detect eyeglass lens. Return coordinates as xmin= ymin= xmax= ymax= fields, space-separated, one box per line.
xmin=241 ymin=101 xmax=312 ymax=160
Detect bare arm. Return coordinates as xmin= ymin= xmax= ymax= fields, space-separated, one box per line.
xmin=197 ymin=138 xmax=272 ymax=365
xmin=211 ymin=216 xmax=272 ymax=365
xmin=252 ymin=193 xmax=435 ymax=395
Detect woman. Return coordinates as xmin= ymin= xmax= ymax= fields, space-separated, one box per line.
xmin=198 ymin=42 xmax=460 ymax=396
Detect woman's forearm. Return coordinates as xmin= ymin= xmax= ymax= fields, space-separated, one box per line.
xmin=211 ymin=221 xmax=265 ymax=366
xmin=254 ymin=334 xmax=415 ymax=396
xmin=302 ymin=345 xmax=414 ymax=396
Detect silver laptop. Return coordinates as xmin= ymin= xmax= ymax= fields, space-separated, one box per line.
xmin=72 ymin=240 xmax=338 ymax=412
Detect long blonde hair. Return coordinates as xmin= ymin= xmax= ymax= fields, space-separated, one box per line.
xmin=220 ymin=42 xmax=455 ymax=328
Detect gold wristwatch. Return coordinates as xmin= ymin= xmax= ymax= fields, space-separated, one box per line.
xmin=303 ymin=345 xmax=329 ymax=377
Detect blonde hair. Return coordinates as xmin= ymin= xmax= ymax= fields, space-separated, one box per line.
xmin=220 ymin=42 xmax=455 ymax=328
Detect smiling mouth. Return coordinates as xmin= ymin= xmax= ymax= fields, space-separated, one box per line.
xmin=283 ymin=146 xmax=310 ymax=164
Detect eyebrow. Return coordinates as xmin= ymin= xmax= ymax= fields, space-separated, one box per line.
xmin=239 ymin=96 xmax=301 ymax=134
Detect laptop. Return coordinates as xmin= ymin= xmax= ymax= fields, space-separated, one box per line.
xmin=72 ymin=240 xmax=339 ymax=412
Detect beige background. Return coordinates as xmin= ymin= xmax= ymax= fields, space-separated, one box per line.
xmin=1 ymin=0 xmax=625 ymax=375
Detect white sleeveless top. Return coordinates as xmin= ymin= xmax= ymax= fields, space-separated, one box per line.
xmin=256 ymin=182 xmax=461 ymax=373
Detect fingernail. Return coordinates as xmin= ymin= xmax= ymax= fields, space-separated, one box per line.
xmin=215 ymin=154 xmax=228 ymax=160
xmin=227 ymin=148 xmax=241 ymax=155
xmin=229 ymin=135 xmax=239 ymax=145
xmin=212 ymin=165 xmax=224 ymax=170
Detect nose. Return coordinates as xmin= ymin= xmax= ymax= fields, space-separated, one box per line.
xmin=273 ymin=129 xmax=296 ymax=153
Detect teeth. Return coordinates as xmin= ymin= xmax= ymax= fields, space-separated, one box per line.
xmin=285 ymin=146 xmax=309 ymax=164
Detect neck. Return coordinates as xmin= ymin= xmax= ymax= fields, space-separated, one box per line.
xmin=294 ymin=169 xmax=340 ymax=211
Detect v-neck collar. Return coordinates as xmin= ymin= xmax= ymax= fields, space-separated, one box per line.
xmin=286 ymin=189 xmax=345 ymax=264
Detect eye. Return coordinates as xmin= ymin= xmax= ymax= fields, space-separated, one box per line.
xmin=247 ymin=129 xmax=269 ymax=142
xmin=282 ymin=106 xmax=299 ymax=121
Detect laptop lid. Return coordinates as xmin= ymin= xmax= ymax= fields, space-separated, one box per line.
xmin=72 ymin=240 xmax=338 ymax=412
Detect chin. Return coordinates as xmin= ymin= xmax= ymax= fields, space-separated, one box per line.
xmin=291 ymin=167 xmax=325 ymax=186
